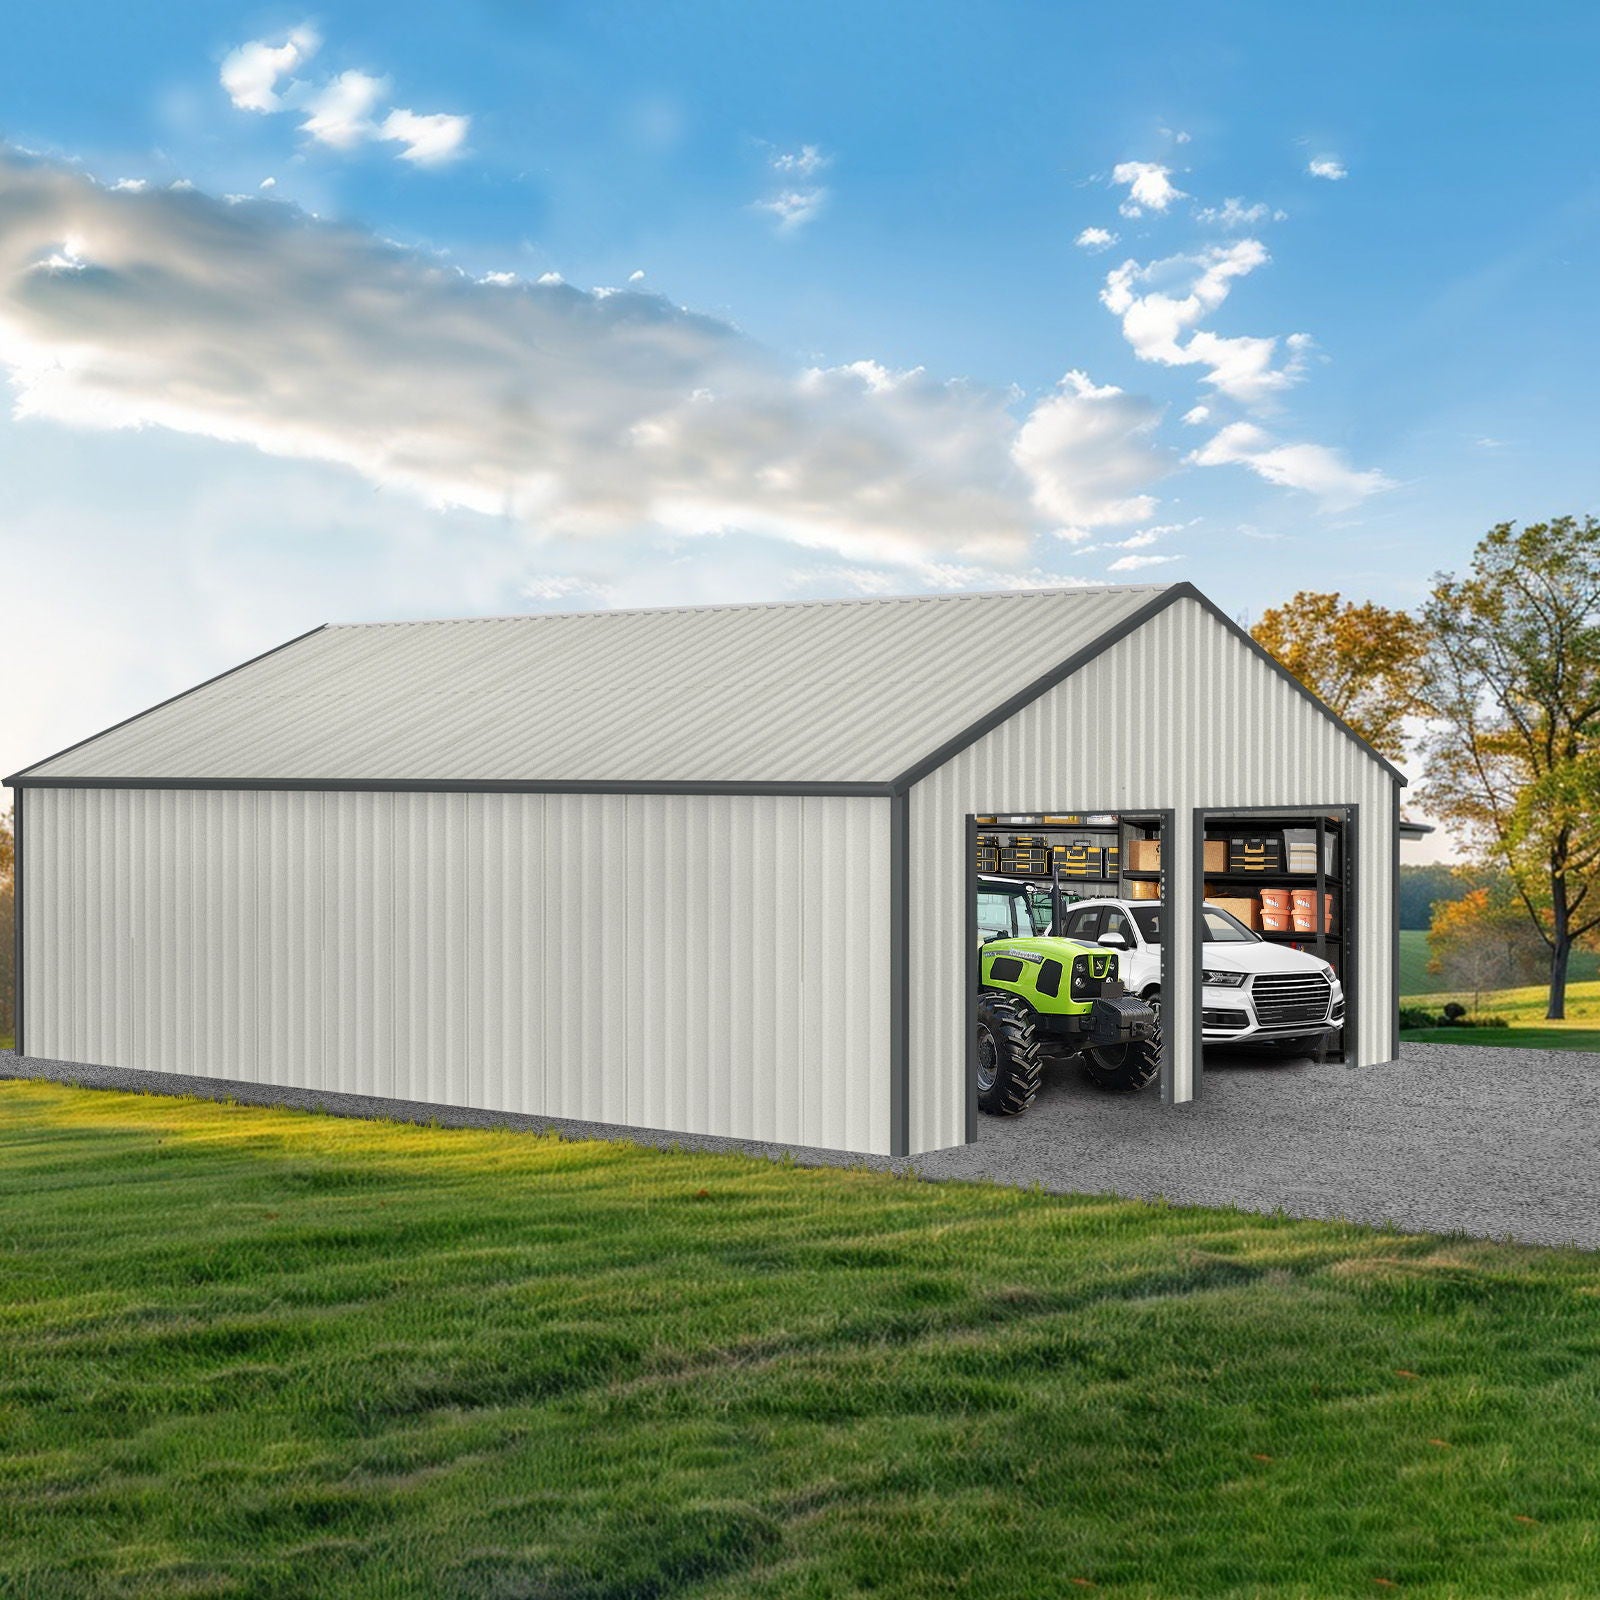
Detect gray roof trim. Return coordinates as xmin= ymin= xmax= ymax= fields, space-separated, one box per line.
xmin=893 ymin=582 xmax=1406 ymax=793
xmin=4 ymin=624 xmax=330 ymax=787
xmin=1182 ymin=587 xmax=1408 ymax=786
xmin=5 ymin=775 xmax=898 ymax=798
xmin=890 ymin=586 xmax=1185 ymax=792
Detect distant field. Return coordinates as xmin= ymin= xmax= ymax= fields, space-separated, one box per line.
xmin=1402 ymin=979 xmax=1600 ymax=1023
xmin=1399 ymin=929 xmax=1600 ymax=1002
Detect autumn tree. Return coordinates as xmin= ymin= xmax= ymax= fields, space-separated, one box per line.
xmin=1426 ymin=885 xmax=1544 ymax=1011
xmin=1251 ymin=590 xmax=1428 ymax=762
xmin=1421 ymin=518 xmax=1600 ymax=1019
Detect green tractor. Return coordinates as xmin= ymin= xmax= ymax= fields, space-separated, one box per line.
xmin=976 ymin=872 xmax=1161 ymax=1114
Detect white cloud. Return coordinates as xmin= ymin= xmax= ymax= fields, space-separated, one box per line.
xmin=1075 ymin=225 xmax=1117 ymax=252
xmin=300 ymin=70 xmax=388 ymax=150
xmin=772 ymin=144 xmax=829 ymax=177
xmin=379 ymin=108 xmax=469 ymax=166
xmin=220 ymin=25 xmax=320 ymax=113
xmin=628 ymin=269 xmax=645 ymax=282
xmin=756 ymin=145 xmax=831 ymax=232
xmin=1010 ymin=371 xmax=1173 ymax=529
xmin=1111 ymin=161 xmax=1185 ymax=217
xmin=259 ymin=176 xmax=277 ymax=190
xmin=1100 ymin=240 xmax=1311 ymax=405
xmin=756 ymin=189 xmax=827 ymax=232
xmin=1181 ymin=404 xmax=1210 ymax=425
xmin=0 ymin=153 xmax=1180 ymax=567
xmin=1193 ymin=197 xmax=1283 ymax=229
xmin=1108 ymin=552 xmax=1182 ymax=571
xmin=1188 ymin=422 xmax=1392 ymax=507
xmin=785 ymin=561 xmax=1104 ymax=597
xmin=220 ymin=27 xmax=470 ymax=167
xmin=1308 ymin=155 xmax=1347 ymax=180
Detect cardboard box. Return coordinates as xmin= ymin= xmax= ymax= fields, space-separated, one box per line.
xmin=1128 ymin=838 xmax=1161 ymax=873
xmin=1209 ymin=896 xmax=1261 ymax=930
xmin=1126 ymin=877 xmax=1159 ymax=900
xmin=1203 ymin=839 xmax=1227 ymax=872
xmin=1260 ymin=907 xmax=1295 ymax=933
xmin=1259 ymin=887 xmax=1294 ymax=913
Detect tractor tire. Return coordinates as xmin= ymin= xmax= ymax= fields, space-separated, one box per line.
xmin=976 ymin=992 xmax=1044 ymax=1116
xmin=1080 ymin=1008 xmax=1164 ymax=1093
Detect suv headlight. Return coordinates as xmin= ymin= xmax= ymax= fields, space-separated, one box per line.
xmin=1202 ymin=968 xmax=1247 ymax=988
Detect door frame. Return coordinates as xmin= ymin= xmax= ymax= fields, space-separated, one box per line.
xmin=965 ymin=808 xmax=1176 ymax=1142
xmin=1191 ymin=805 xmax=1359 ymax=1082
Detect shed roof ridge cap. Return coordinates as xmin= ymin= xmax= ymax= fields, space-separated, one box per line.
xmin=324 ymin=583 xmax=1178 ymax=630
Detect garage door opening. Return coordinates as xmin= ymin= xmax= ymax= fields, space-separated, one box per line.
xmin=966 ymin=810 xmax=1174 ymax=1126
xmin=1193 ymin=808 xmax=1354 ymax=1070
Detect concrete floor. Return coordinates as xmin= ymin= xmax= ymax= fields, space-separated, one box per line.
xmin=6 ymin=1042 xmax=1599 ymax=1250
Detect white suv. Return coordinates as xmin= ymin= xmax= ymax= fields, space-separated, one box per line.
xmin=1055 ymin=897 xmax=1345 ymax=1053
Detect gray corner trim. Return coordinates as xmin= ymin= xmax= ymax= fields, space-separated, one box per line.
xmin=1190 ymin=806 xmax=1206 ymax=1103
xmin=964 ymin=813 xmax=978 ymax=1144
xmin=1390 ymin=786 xmax=1401 ymax=1060
xmin=5 ymin=624 xmax=331 ymax=786
xmin=1179 ymin=588 xmax=1409 ymax=786
xmin=889 ymin=790 xmax=911 ymax=1158
xmin=890 ymin=587 xmax=1188 ymax=793
xmin=11 ymin=789 xmax=21 ymax=1057
xmin=7 ymin=776 xmax=898 ymax=799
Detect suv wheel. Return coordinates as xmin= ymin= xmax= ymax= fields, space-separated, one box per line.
xmin=976 ymin=992 xmax=1044 ymax=1116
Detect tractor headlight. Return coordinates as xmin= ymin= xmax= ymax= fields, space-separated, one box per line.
xmin=1202 ymin=968 xmax=1248 ymax=988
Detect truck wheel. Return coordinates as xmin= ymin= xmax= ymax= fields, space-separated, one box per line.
xmin=1080 ymin=1010 xmax=1163 ymax=1093
xmin=976 ymin=993 xmax=1044 ymax=1116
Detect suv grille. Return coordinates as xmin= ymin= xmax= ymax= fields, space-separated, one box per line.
xmin=1252 ymin=971 xmax=1332 ymax=1025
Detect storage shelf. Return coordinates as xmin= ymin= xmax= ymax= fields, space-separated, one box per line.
xmin=1204 ymin=870 xmax=1336 ymax=885
xmin=1122 ymin=869 xmax=1162 ymax=880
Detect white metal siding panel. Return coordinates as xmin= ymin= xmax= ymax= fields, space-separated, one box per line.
xmin=21 ymin=788 xmax=894 ymax=1154
xmin=906 ymin=596 xmax=1397 ymax=1155
xmin=26 ymin=587 xmax=1166 ymax=785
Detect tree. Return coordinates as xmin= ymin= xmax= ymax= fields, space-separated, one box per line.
xmin=1251 ymin=591 xmax=1428 ymax=762
xmin=1425 ymin=885 xmax=1545 ymax=1011
xmin=1421 ymin=518 xmax=1600 ymax=1019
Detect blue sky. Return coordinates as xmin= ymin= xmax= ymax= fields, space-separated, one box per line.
xmin=3 ymin=2 xmax=1598 ymax=812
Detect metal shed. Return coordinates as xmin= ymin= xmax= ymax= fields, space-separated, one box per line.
xmin=7 ymin=583 xmax=1402 ymax=1157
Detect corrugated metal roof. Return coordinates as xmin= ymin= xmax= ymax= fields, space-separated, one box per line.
xmin=21 ymin=585 xmax=1180 ymax=785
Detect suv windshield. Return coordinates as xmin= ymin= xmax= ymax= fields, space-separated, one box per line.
xmin=1130 ymin=904 xmax=1260 ymax=944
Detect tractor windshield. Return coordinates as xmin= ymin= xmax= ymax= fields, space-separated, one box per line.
xmin=1129 ymin=904 xmax=1260 ymax=945
xmin=976 ymin=887 xmax=1032 ymax=941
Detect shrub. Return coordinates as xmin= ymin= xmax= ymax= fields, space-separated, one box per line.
xmin=1442 ymin=1001 xmax=1468 ymax=1022
xmin=1398 ymin=1007 xmax=1438 ymax=1031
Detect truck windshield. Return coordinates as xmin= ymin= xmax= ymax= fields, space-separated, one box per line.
xmin=1130 ymin=904 xmax=1260 ymax=944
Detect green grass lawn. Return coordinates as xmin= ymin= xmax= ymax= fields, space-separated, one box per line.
xmin=4 ymin=1083 xmax=1600 ymax=1596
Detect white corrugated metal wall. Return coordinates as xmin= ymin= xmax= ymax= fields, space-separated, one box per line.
xmin=21 ymin=787 xmax=893 ymax=1153
xmin=907 ymin=595 xmax=1397 ymax=1156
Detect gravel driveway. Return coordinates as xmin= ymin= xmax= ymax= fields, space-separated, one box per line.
xmin=6 ymin=1042 xmax=1598 ymax=1250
